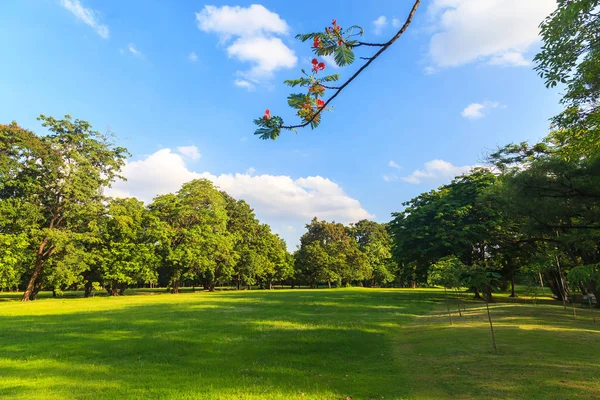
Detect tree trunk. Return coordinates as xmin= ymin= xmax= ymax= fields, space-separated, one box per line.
xmin=21 ymin=238 xmax=50 ymax=301
xmin=208 ymin=281 xmax=215 ymax=292
xmin=118 ymin=286 xmax=126 ymax=296
xmin=84 ymin=283 xmax=92 ymax=298
xmin=509 ymin=275 xmax=516 ymax=297
xmin=484 ymin=285 xmax=494 ymax=303
xmin=172 ymin=279 xmax=180 ymax=294
xmin=327 ymin=280 xmax=331 ymax=289
xmin=237 ymin=276 xmax=241 ymax=290
xmin=472 ymin=286 xmax=482 ymax=299
xmin=31 ymin=281 xmax=43 ymax=301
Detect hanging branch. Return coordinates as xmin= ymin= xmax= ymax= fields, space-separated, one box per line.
xmin=254 ymin=0 xmax=421 ymax=139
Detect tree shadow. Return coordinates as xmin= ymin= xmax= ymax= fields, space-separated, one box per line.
xmin=0 ymin=289 xmax=434 ymax=399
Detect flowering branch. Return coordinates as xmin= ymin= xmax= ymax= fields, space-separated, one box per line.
xmin=254 ymin=0 xmax=421 ymax=140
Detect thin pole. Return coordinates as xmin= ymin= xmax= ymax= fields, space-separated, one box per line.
xmin=485 ymin=289 xmax=497 ymax=353
xmin=555 ymin=256 xmax=568 ymax=311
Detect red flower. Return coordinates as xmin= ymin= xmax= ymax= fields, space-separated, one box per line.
xmin=338 ymin=40 xmax=343 ymax=46
xmin=312 ymin=59 xmax=325 ymax=73
xmin=313 ymin=36 xmax=321 ymax=48
xmin=332 ymin=19 xmax=337 ymax=27
xmin=317 ymin=99 xmax=325 ymax=108
xmin=263 ymin=109 xmax=271 ymax=120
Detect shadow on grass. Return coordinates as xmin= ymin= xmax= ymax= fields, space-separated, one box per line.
xmin=0 ymin=289 xmax=436 ymax=399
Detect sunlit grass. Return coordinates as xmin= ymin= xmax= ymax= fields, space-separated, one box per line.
xmin=0 ymin=288 xmax=598 ymax=399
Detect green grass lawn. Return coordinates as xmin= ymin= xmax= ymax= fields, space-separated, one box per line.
xmin=0 ymin=288 xmax=598 ymax=399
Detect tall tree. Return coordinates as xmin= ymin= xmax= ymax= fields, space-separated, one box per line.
xmin=95 ymin=198 xmax=161 ymax=296
xmin=0 ymin=117 xmax=128 ymax=301
xmin=296 ymin=218 xmax=367 ymax=288
xmin=350 ymin=220 xmax=395 ymax=286
xmin=150 ymin=179 xmax=236 ymax=293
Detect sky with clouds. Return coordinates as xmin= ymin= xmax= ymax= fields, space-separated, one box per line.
xmin=0 ymin=0 xmax=562 ymax=248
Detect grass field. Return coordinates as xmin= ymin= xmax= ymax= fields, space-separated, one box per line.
xmin=0 ymin=288 xmax=599 ymax=399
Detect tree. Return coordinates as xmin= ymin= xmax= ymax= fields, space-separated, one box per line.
xmin=95 ymin=198 xmax=161 ymax=296
xmin=428 ymin=256 xmax=465 ymax=324
xmin=222 ymin=193 xmax=263 ymax=289
xmin=150 ymin=179 xmax=236 ymax=293
xmin=535 ymin=0 xmax=600 ymax=157
xmin=389 ymin=169 xmax=500 ymax=294
xmin=350 ymin=220 xmax=395 ymax=286
xmin=0 ymin=117 xmax=128 ymax=301
xmin=253 ymin=1 xmax=421 ymax=139
xmin=295 ymin=218 xmax=368 ymax=288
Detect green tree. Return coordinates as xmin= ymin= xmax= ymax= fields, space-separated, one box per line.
xmin=0 ymin=117 xmax=128 ymax=301
xmin=535 ymin=0 xmax=600 ymax=157
xmin=150 ymin=179 xmax=236 ymax=293
xmin=95 ymin=198 xmax=161 ymax=296
xmin=389 ymin=169 xmax=499 ymax=293
xmin=350 ymin=220 xmax=395 ymax=286
xmin=296 ymin=218 xmax=367 ymax=288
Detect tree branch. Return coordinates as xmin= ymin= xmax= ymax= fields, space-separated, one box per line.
xmin=355 ymin=41 xmax=386 ymax=47
xmin=281 ymin=0 xmax=421 ymax=130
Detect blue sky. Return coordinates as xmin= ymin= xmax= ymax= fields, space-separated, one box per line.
xmin=0 ymin=0 xmax=561 ymax=248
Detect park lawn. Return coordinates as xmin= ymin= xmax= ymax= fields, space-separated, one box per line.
xmin=0 ymin=288 xmax=598 ymax=399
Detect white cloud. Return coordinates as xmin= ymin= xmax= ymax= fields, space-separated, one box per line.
xmin=488 ymin=51 xmax=530 ymax=67
xmin=227 ymin=36 xmax=297 ymax=80
xmin=60 ymin=0 xmax=109 ymax=39
xmin=373 ymin=16 xmax=388 ymax=35
xmin=196 ymin=5 xmax=297 ymax=84
xmin=461 ymin=103 xmax=485 ymax=119
xmin=427 ymin=0 xmax=556 ymax=68
xmin=106 ymin=148 xmax=373 ymax=246
xmin=391 ymin=17 xmax=401 ymax=28
xmin=461 ymin=101 xmax=503 ymax=119
xmin=401 ymin=159 xmax=474 ymax=184
xmin=388 ymin=160 xmax=401 ymax=169
xmin=245 ymin=167 xmax=256 ymax=175
xmin=196 ymin=4 xmax=289 ymax=39
xmin=188 ymin=52 xmax=198 ymax=62
xmin=234 ymin=79 xmax=255 ymax=91
xmin=177 ymin=145 xmax=201 ymax=160
xmin=128 ymin=43 xmax=142 ymax=57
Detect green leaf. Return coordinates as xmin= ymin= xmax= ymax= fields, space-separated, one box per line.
xmin=320 ymin=74 xmax=340 ymax=83
xmin=333 ymin=44 xmax=355 ymax=67
xmin=287 ymin=93 xmax=309 ymax=108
